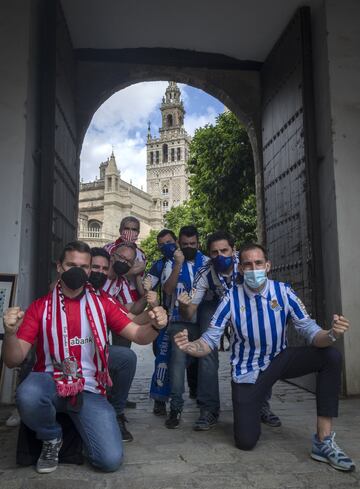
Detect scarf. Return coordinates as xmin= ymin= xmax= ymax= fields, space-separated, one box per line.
xmin=150 ymin=327 xmax=172 ymax=401
xmin=178 ymin=250 xmax=206 ymax=293
xmin=46 ymin=282 xmax=112 ymax=397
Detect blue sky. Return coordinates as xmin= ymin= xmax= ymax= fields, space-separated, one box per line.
xmin=80 ymin=82 xmax=224 ymax=190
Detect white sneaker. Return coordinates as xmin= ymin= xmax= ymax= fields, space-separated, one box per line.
xmin=5 ymin=409 xmax=20 ymax=427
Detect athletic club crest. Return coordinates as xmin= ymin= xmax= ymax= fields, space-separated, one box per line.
xmin=269 ymin=299 xmax=282 ymax=312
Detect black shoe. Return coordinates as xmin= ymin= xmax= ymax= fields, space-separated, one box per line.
xmin=260 ymin=404 xmax=281 ymax=427
xmin=117 ymin=413 xmax=134 ymax=442
xmin=193 ymin=411 xmax=218 ymax=431
xmin=165 ymin=409 xmax=181 ymax=429
xmin=125 ymin=400 xmax=137 ymax=409
xmin=153 ymin=400 xmax=167 ymax=416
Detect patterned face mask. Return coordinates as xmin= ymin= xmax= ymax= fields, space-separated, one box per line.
xmin=120 ymin=229 xmax=139 ymax=243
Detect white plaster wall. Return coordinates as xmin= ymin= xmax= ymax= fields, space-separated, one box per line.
xmin=312 ymin=0 xmax=360 ymax=395
xmin=326 ymin=0 xmax=360 ymax=395
xmin=0 ymin=1 xmax=39 ymax=403
xmin=0 ymin=2 xmax=31 ymax=278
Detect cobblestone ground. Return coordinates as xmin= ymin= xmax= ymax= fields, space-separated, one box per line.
xmin=1 ymin=344 xmax=359 ymax=489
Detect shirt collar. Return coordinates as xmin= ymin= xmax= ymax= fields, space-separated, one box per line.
xmin=243 ymin=279 xmax=270 ymax=299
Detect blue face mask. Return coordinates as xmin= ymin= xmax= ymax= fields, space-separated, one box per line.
xmin=212 ymin=255 xmax=233 ymax=273
xmin=243 ymin=269 xmax=267 ymax=289
xmin=160 ymin=242 xmax=177 ymax=259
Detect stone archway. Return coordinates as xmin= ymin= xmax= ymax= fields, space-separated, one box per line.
xmin=75 ymin=50 xmax=265 ymax=242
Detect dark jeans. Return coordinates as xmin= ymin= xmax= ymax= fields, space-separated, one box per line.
xmin=168 ymin=300 xmax=220 ymax=414
xmin=112 ymin=333 xmax=131 ymax=349
xmin=232 ymin=346 xmax=342 ymax=451
xmin=108 ymin=345 xmax=137 ymax=415
xmin=16 ymin=373 xmax=123 ymax=472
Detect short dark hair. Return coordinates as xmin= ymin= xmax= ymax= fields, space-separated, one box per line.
xmin=179 ymin=225 xmax=199 ymax=241
xmin=59 ymin=241 xmax=91 ymax=264
xmin=157 ymin=228 xmax=177 ymax=242
xmin=238 ymin=243 xmax=268 ymax=263
xmin=206 ymin=230 xmax=235 ymax=251
xmin=90 ymin=247 xmax=110 ymax=264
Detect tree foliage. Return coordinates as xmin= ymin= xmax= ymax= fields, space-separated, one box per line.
xmin=184 ymin=111 xmax=257 ymax=247
xmin=142 ymin=111 xmax=257 ymax=262
xmin=139 ymin=230 xmax=161 ymax=271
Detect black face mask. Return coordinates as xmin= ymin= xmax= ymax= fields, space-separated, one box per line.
xmin=181 ymin=247 xmax=197 ymax=261
xmin=61 ymin=267 xmax=88 ymax=290
xmin=89 ymin=271 xmax=107 ymax=290
xmin=113 ymin=261 xmax=131 ymax=277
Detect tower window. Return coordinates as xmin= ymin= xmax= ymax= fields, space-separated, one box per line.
xmin=162 ymin=185 xmax=168 ymax=195
xmin=162 ymin=200 xmax=169 ymax=211
xmin=177 ymin=147 xmax=181 ymax=160
xmin=107 ymin=177 xmax=112 ymax=191
xmin=171 ymin=148 xmax=175 ymax=162
xmin=88 ymin=221 xmax=101 ymax=238
xmin=162 ymin=144 xmax=168 ymax=163
xmin=156 ymin=151 xmax=159 ymax=163
xmin=166 ymin=114 xmax=173 ymax=127
xmin=150 ymin=152 xmax=154 ymax=164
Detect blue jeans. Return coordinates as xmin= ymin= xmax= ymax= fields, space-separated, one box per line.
xmin=16 ymin=372 xmax=123 ymax=472
xmin=168 ymin=300 xmax=220 ymax=414
xmin=108 ymin=345 xmax=137 ymax=415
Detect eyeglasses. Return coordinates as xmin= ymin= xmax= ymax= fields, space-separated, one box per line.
xmin=111 ymin=253 xmax=134 ymax=266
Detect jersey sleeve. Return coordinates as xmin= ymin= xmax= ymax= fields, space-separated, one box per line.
xmin=201 ymin=294 xmax=231 ymax=350
xmin=16 ymin=298 xmax=44 ymax=345
xmin=191 ymin=270 xmax=209 ymax=305
xmin=103 ymin=295 xmax=132 ymax=334
xmin=285 ymin=286 xmax=322 ymax=343
xmin=147 ymin=259 xmax=164 ymax=289
xmin=161 ymin=260 xmax=173 ymax=285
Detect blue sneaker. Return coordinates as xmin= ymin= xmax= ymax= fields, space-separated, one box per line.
xmin=311 ymin=432 xmax=355 ymax=472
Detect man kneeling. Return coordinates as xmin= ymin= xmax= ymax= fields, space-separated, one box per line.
xmin=174 ymin=243 xmax=355 ymax=472
xmin=2 ymin=241 xmax=167 ymax=474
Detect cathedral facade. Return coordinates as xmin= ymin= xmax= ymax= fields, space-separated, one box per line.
xmin=78 ymin=82 xmax=191 ymax=247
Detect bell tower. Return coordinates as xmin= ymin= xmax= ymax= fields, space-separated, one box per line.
xmin=146 ymin=82 xmax=191 ymax=219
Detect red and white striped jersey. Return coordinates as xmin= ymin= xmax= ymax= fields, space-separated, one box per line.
xmin=16 ymin=293 xmax=132 ymax=394
xmin=102 ymin=276 xmax=139 ymax=305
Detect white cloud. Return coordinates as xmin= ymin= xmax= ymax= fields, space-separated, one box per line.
xmin=184 ymin=106 xmax=218 ymax=136
xmin=80 ymin=82 xmax=221 ymax=190
xmin=89 ymin=81 xmax=168 ymax=132
xmin=80 ymin=81 xmax=169 ymax=188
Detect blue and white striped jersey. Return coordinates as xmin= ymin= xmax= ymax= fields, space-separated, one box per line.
xmin=201 ymin=279 xmax=322 ymax=383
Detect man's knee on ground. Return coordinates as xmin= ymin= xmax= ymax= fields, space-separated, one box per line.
xmin=234 ymin=431 xmax=259 ymax=451
xmin=90 ymin=450 xmax=123 ymax=472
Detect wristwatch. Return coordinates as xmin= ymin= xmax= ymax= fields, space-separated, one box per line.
xmin=327 ymin=329 xmax=337 ymax=343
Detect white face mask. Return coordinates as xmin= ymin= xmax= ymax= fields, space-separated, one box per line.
xmin=243 ymin=269 xmax=267 ymax=289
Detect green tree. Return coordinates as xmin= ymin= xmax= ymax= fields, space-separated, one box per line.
xmin=140 ymin=229 xmax=161 ymax=271
xmin=187 ymin=111 xmax=256 ymax=247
